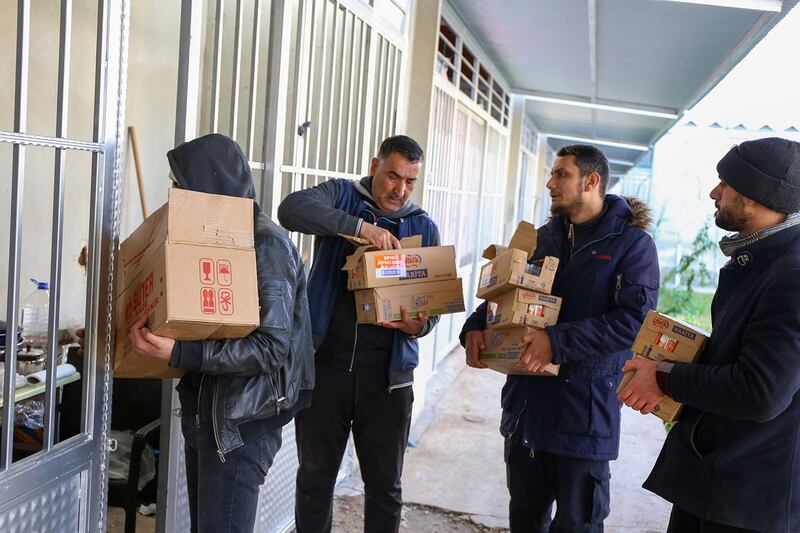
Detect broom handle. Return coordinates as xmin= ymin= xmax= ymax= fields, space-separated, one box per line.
xmin=128 ymin=126 xmax=148 ymax=218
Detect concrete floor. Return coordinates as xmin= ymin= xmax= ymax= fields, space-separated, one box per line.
xmin=399 ymin=346 xmax=673 ymax=532
xmin=108 ymin=345 xmax=673 ymax=532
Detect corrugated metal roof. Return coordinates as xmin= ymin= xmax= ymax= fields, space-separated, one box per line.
xmin=449 ymin=0 xmax=798 ymax=171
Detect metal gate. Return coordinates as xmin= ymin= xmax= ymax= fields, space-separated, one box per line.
xmin=0 ymin=0 xmax=129 ymax=532
xmin=155 ymin=2 xmax=409 ymax=531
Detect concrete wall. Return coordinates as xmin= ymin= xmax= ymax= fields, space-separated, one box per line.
xmin=0 ymin=0 xmax=181 ymax=330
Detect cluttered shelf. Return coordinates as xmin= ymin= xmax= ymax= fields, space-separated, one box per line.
xmin=0 ymin=371 xmax=81 ymax=408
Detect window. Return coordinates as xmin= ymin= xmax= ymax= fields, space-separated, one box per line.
xmin=437 ymin=18 xmax=510 ymax=127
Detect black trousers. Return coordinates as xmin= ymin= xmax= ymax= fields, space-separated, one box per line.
xmin=506 ymin=440 xmax=611 ymax=533
xmin=295 ymin=364 xmax=414 ymax=533
xmin=180 ymin=390 xmax=283 ymax=533
xmin=667 ymin=506 xmax=760 ymax=533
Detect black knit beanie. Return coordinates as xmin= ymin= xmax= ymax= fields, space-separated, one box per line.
xmin=716 ymin=137 xmax=800 ymax=213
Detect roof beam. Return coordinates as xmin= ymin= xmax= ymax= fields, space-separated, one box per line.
xmin=545 ymin=133 xmax=650 ymax=152
xmin=516 ymin=89 xmax=679 ymax=119
xmin=609 ymin=159 xmax=636 ymax=167
xmin=649 ymin=0 xmax=782 ymax=12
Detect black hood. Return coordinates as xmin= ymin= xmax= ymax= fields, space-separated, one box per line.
xmin=166 ymin=133 xmax=255 ymax=200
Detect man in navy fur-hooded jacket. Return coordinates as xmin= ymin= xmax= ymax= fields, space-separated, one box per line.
xmin=278 ymin=135 xmax=440 ymax=533
xmin=461 ymin=144 xmax=659 ymax=532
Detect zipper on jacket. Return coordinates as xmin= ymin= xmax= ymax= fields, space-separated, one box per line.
xmin=195 ymin=374 xmax=206 ymax=428
xmin=211 ymin=381 xmax=226 ymax=463
xmin=270 ymin=372 xmax=287 ymax=415
xmin=348 ymin=322 xmax=359 ymax=372
xmin=387 ymin=380 xmax=413 ymax=393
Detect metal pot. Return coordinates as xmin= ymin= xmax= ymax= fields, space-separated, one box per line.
xmin=16 ymin=348 xmax=46 ymax=376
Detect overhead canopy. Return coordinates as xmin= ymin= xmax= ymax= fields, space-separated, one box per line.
xmin=450 ymin=0 xmax=798 ymax=174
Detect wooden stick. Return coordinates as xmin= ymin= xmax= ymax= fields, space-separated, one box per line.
xmin=128 ymin=126 xmax=148 ymax=218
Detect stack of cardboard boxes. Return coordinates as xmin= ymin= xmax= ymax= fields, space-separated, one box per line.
xmin=618 ymin=310 xmax=709 ymax=422
xmin=342 ymin=235 xmax=466 ymax=323
xmin=115 ymin=188 xmax=261 ymax=379
xmin=475 ymin=222 xmax=562 ymax=376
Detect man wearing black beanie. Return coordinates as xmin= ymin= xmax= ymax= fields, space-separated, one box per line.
xmin=619 ymin=137 xmax=800 ymax=532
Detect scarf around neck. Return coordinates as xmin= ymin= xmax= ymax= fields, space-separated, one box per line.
xmin=718 ymin=212 xmax=800 ymax=257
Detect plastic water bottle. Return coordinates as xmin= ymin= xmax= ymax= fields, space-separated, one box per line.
xmin=19 ymin=278 xmax=49 ymax=351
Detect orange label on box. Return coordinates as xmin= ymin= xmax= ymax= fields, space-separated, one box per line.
xmin=373 ymin=254 xmax=406 ymax=278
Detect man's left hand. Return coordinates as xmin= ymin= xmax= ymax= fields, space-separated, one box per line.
xmin=617 ymin=358 xmax=664 ymax=414
xmin=129 ymin=316 xmax=175 ymax=362
xmin=378 ymin=307 xmax=427 ymax=336
xmin=518 ymin=329 xmax=553 ymax=373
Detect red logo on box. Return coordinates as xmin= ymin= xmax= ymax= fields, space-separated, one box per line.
xmin=201 ymin=287 xmax=216 ymax=314
xmin=217 ymin=260 xmax=232 ymax=286
xmin=219 ymin=288 xmax=234 ymax=315
xmin=652 ymin=316 xmax=669 ymax=329
xmin=199 ymin=258 xmax=215 ymax=285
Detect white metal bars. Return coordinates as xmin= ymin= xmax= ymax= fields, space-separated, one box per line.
xmin=2 ymin=0 xmax=31 ymax=470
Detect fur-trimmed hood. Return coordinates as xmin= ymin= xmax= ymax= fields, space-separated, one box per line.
xmin=623 ymin=195 xmax=652 ymax=231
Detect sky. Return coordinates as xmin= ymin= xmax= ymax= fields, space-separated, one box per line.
xmin=682 ymin=3 xmax=800 ymax=128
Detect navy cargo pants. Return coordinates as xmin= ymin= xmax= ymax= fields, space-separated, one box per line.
xmin=506 ymin=441 xmax=611 ymax=532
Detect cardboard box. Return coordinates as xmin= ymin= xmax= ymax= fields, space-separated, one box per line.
xmin=354 ymin=278 xmax=465 ymax=324
xmin=631 ymin=310 xmax=709 ymax=364
xmin=479 ymin=327 xmax=560 ymax=376
xmin=476 ymin=221 xmax=559 ymax=299
xmin=114 ymin=188 xmax=260 ymax=378
xmin=486 ymin=288 xmax=562 ymax=330
xmin=343 ymin=235 xmax=457 ymax=290
xmin=618 ymin=311 xmax=709 ymax=422
xmin=617 ymin=354 xmax=685 ymax=423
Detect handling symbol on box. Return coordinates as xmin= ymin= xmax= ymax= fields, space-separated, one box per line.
xmin=201 ymin=287 xmax=216 ymax=314
xmin=217 ymin=259 xmax=232 ymax=286
xmin=199 ymin=258 xmax=215 ymax=285
xmin=219 ymin=288 xmax=234 ymax=315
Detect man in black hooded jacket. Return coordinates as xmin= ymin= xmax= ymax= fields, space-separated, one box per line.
xmin=129 ymin=133 xmax=315 ymax=533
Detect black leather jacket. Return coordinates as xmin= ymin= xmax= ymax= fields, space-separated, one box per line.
xmin=166 ymin=134 xmax=315 ymax=456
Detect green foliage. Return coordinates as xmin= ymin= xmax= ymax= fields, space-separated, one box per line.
xmin=657 ymin=287 xmax=712 ymax=332
xmin=658 ymin=217 xmax=716 ymax=332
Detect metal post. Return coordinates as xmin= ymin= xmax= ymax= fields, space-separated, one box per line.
xmin=245 ymin=0 xmax=262 ymax=160
xmin=43 ymin=0 xmax=73 ymax=450
xmin=2 ymin=0 xmax=30 ymax=472
xmin=230 ymin=0 xmax=244 ymax=138
xmin=209 ymin=0 xmax=224 ymax=133
xmin=261 ymin=0 xmax=292 ymax=217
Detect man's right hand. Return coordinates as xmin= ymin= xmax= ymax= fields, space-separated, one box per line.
xmin=359 ymin=221 xmax=401 ymax=250
xmin=465 ymin=330 xmax=487 ymax=369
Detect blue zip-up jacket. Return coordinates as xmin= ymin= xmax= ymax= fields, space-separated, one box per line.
xmin=461 ymin=195 xmax=660 ymax=460
xmin=278 ymin=178 xmax=440 ymax=389
xmin=644 ymin=224 xmax=800 ymax=532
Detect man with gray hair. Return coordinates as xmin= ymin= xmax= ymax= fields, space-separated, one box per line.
xmin=621 ymin=137 xmax=800 ymax=532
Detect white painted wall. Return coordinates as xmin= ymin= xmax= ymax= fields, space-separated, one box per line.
xmin=0 ymin=0 xmax=181 ymax=331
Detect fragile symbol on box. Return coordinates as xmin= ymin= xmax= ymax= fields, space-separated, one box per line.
xmin=217 ymin=260 xmax=232 ymax=286
xmin=219 ymin=288 xmax=234 ymax=315
xmin=199 ymin=258 xmax=215 ymax=285
xmin=201 ymin=287 xmax=216 ymax=314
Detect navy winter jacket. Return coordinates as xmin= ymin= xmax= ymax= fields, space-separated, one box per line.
xmin=461 ymin=195 xmax=660 ymax=460
xmin=644 ymin=224 xmax=800 ymax=532
xmin=278 ymin=178 xmax=440 ymax=389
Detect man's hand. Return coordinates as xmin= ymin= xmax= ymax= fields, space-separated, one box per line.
xmin=518 ymin=329 xmax=553 ymax=373
xmin=129 ymin=316 xmax=175 ymax=362
xmin=465 ymin=330 xmax=487 ymax=369
xmin=617 ymin=358 xmax=665 ymax=414
xmin=378 ymin=307 xmax=427 ymax=336
xmin=75 ymin=327 xmax=86 ymax=357
xmin=359 ymin=221 xmax=401 ymax=250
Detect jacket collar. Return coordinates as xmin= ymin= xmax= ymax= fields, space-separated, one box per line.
xmin=725 ymin=223 xmax=800 ymax=270
xmin=549 ymin=194 xmax=634 ymax=243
